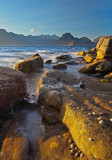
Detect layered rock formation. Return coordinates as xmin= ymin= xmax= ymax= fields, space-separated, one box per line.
xmin=37 ymin=70 xmax=112 ymax=160
xmin=78 ymin=36 xmax=112 ymax=81
xmin=15 ymin=53 xmax=43 ymax=74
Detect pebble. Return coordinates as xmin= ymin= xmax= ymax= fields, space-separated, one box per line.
xmin=99 ymin=120 xmax=104 ymax=125
xmin=68 ymin=139 xmax=72 ymax=144
xmin=80 ymin=153 xmax=84 ymax=157
xmin=89 ymin=138 xmax=93 ymax=141
xmin=109 ymin=101 xmax=112 ymax=104
xmin=110 ymin=118 xmax=112 ymax=122
xmin=92 ymin=112 xmax=97 ymax=115
xmin=88 ymin=113 xmax=92 ymax=115
xmin=97 ymin=117 xmax=102 ymax=120
xmin=70 ymin=149 xmax=75 ymax=154
xmin=70 ymin=144 xmax=75 ymax=149
xmin=75 ymin=152 xmax=80 ymax=157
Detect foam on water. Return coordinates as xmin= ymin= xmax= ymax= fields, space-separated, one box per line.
xmin=0 ymin=46 xmax=92 ymax=68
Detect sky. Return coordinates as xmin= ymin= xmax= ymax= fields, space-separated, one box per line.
xmin=0 ymin=0 xmax=112 ymax=40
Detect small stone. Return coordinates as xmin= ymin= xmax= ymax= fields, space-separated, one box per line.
xmin=58 ymin=135 xmax=61 ymax=138
xmin=92 ymin=112 xmax=97 ymax=115
xmin=75 ymin=152 xmax=80 ymax=157
xmin=70 ymin=143 xmax=75 ymax=149
xmin=110 ymin=118 xmax=112 ymax=122
xmin=80 ymin=153 xmax=84 ymax=157
xmin=74 ymin=147 xmax=78 ymax=150
xmin=99 ymin=120 xmax=104 ymax=125
xmin=70 ymin=149 xmax=75 ymax=155
xmin=109 ymin=101 xmax=112 ymax=104
xmin=68 ymin=140 xmax=72 ymax=144
xmin=88 ymin=113 xmax=92 ymax=115
xmin=89 ymin=138 xmax=94 ymax=141
xmin=97 ymin=117 xmax=102 ymax=120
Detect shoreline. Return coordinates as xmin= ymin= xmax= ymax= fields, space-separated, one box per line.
xmin=0 ymin=38 xmax=112 ymax=159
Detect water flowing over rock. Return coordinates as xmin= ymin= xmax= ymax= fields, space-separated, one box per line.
xmin=37 ymin=70 xmax=112 ymax=160
xmin=14 ymin=53 xmax=43 ymax=74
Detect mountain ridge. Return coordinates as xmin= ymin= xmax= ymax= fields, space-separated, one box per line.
xmin=0 ymin=29 xmax=95 ymax=46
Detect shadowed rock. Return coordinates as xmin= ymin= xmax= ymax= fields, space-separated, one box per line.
xmin=0 ymin=66 xmax=27 ymax=112
xmin=53 ymin=64 xmax=67 ymax=69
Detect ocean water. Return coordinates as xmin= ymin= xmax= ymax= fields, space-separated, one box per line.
xmin=0 ymin=46 xmax=92 ymax=68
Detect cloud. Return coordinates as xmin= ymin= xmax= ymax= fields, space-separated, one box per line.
xmin=30 ymin=29 xmax=37 ymax=32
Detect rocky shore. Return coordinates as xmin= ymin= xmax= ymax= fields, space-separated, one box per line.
xmin=0 ymin=36 xmax=112 ymax=160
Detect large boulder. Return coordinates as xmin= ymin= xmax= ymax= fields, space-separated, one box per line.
xmin=15 ymin=53 xmax=43 ymax=74
xmin=0 ymin=66 xmax=27 ymax=112
xmin=95 ymin=61 xmax=112 ymax=73
xmin=96 ymin=37 xmax=112 ymax=59
xmin=53 ymin=64 xmax=67 ymax=69
xmin=79 ymin=60 xmax=104 ymax=73
xmin=55 ymin=55 xmax=73 ymax=61
xmin=78 ymin=37 xmax=112 ymax=61
xmin=37 ymin=70 xmax=112 ymax=160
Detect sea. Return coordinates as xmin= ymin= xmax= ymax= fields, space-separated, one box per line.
xmin=0 ymin=46 xmax=93 ymax=77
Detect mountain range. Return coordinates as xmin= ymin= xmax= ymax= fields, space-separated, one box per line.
xmin=0 ymin=29 xmax=95 ymax=46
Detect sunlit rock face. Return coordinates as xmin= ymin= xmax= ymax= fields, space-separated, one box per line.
xmin=96 ymin=36 xmax=112 ymax=59
xmin=37 ymin=70 xmax=112 ymax=160
xmin=0 ymin=66 xmax=27 ymax=112
xmin=0 ymin=136 xmax=30 ymax=160
xmin=15 ymin=53 xmax=43 ymax=74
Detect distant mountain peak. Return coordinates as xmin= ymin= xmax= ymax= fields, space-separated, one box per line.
xmin=56 ymin=32 xmax=94 ymax=46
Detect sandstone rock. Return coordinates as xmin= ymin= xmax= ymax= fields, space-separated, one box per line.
xmin=15 ymin=53 xmax=43 ymax=74
xmin=0 ymin=136 xmax=30 ymax=160
xmin=40 ymin=132 xmax=73 ymax=160
xmin=84 ymin=54 xmax=96 ymax=63
xmin=41 ymin=106 xmax=59 ymax=124
xmin=86 ymin=47 xmax=97 ymax=55
xmin=0 ymin=67 xmax=27 ymax=112
xmin=38 ymin=82 xmax=61 ymax=111
xmin=53 ymin=64 xmax=67 ymax=69
xmin=96 ymin=37 xmax=105 ymax=49
xmin=96 ymin=37 xmax=112 ymax=59
xmin=55 ymin=55 xmax=73 ymax=61
xmin=79 ymin=60 xmax=104 ymax=73
xmin=45 ymin=59 xmax=52 ymax=64
xmin=104 ymin=72 xmax=112 ymax=80
xmin=77 ymin=51 xmax=86 ymax=56
xmin=37 ymin=70 xmax=112 ymax=160
xmin=96 ymin=61 xmax=112 ymax=73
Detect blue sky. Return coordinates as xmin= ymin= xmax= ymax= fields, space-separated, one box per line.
xmin=0 ymin=0 xmax=112 ymax=40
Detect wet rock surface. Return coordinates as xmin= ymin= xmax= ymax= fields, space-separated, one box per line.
xmin=0 ymin=66 xmax=27 ymax=112
xmin=0 ymin=104 xmax=45 ymax=160
xmin=15 ymin=53 xmax=43 ymax=74
xmin=53 ymin=63 xmax=67 ymax=69
xmin=37 ymin=70 xmax=112 ymax=160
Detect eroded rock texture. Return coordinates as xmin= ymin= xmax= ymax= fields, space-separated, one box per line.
xmin=37 ymin=70 xmax=112 ymax=160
